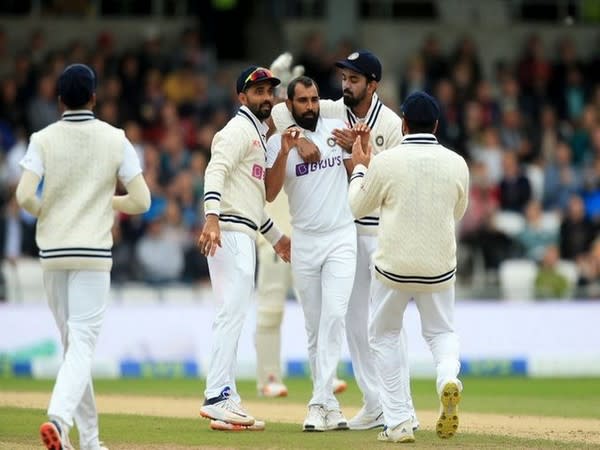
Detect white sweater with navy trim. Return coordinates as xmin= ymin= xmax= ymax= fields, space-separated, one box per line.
xmin=203 ymin=106 xmax=282 ymax=244
xmin=348 ymin=134 xmax=469 ymax=292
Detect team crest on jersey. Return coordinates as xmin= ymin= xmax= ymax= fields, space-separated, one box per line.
xmin=327 ymin=137 xmax=336 ymax=147
xmin=252 ymin=164 xmax=265 ymax=180
xmin=348 ymin=52 xmax=359 ymax=60
xmin=376 ymin=135 xmax=384 ymax=146
xmin=252 ymin=139 xmax=262 ymax=149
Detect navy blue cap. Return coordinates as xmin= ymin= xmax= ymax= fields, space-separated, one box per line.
xmin=58 ymin=63 xmax=96 ymax=108
xmin=236 ymin=65 xmax=280 ymax=94
xmin=401 ymin=91 xmax=440 ymax=124
xmin=335 ymin=50 xmax=382 ymax=82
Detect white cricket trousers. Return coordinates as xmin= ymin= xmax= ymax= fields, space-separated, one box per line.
xmin=205 ymin=231 xmax=256 ymax=402
xmin=369 ymin=278 xmax=460 ymax=428
xmin=255 ymin=241 xmax=293 ymax=387
xmin=44 ymin=270 xmax=110 ymax=450
xmin=292 ymin=223 xmax=356 ymax=409
xmin=346 ymin=234 xmax=413 ymax=413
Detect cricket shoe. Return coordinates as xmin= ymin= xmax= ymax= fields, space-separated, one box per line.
xmin=325 ymin=408 xmax=349 ymax=430
xmin=332 ymin=377 xmax=347 ymax=394
xmin=40 ymin=420 xmax=73 ymax=450
xmin=436 ymin=379 xmax=462 ymax=439
xmin=303 ymin=404 xmax=327 ymax=432
xmin=348 ymin=407 xmax=384 ymax=430
xmin=200 ymin=386 xmax=255 ymax=426
xmin=258 ymin=375 xmax=288 ymax=398
xmin=210 ymin=419 xmax=266 ymax=431
xmin=377 ymin=419 xmax=415 ymax=443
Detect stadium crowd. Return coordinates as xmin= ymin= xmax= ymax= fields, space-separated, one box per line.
xmin=1 ymin=26 xmax=600 ymax=298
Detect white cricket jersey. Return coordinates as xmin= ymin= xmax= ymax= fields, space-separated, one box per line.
xmin=266 ymin=117 xmax=353 ymax=234
xmin=271 ymin=93 xmax=403 ymax=235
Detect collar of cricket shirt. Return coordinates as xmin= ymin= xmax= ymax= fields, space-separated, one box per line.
xmin=401 ymin=133 xmax=439 ymax=145
xmin=237 ymin=105 xmax=269 ymax=152
xmin=345 ymin=92 xmax=382 ymax=130
xmin=62 ymin=109 xmax=95 ymax=122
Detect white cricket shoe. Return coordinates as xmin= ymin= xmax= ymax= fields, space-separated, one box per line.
xmin=40 ymin=420 xmax=74 ymax=450
xmin=377 ymin=419 xmax=415 ymax=443
xmin=332 ymin=377 xmax=347 ymax=394
xmin=303 ymin=404 xmax=327 ymax=432
xmin=325 ymin=409 xmax=349 ymax=430
xmin=200 ymin=386 xmax=255 ymax=426
xmin=436 ymin=379 xmax=462 ymax=439
xmin=210 ymin=419 xmax=266 ymax=431
xmin=258 ymin=375 xmax=288 ymax=398
xmin=348 ymin=407 xmax=384 ymax=430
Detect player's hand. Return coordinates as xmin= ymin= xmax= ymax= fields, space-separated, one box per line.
xmin=197 ymin=215 xmax=222 ymax=257
xmin=269 ymin=52 xmax=305 ymax=100
xmin=351 ymin=135 xmax=372 ymax=168
xmin=353 ymin=123 xmax=371 ymax=151
xmin=332 ymin=127 xmax=357 ymax=151
xmin=281 ymin=127 xmax=302 ymax=156
xmin=297 ymin=138 xmax=321 ymax=163
xmin=273 ymin=235 xmax=291 ymax=263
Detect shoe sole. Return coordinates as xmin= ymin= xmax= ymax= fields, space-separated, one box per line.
xmin=436 ymin=381 xmax=461 ymax=439
xmin=40 ymin=422 xmax=63 ymax=450
xmin=303 ymin=424 xmax=325 ymax=432
xmin=199 ymin=408 xmax=255 ymax=426
xmin=210 ymin=420 xmax=265 ymax=431
xmin=377 ymin=432 xmax=415 ymax=443
xmin=259 ymin=389 xmax=288 ymax=398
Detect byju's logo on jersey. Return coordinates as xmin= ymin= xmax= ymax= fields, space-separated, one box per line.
xmin=252 ymin=164 xmax=265 ymax=180
xmin=295 ymin=156 xmax=342 ymax=177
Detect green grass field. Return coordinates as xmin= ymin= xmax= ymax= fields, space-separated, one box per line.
xmin=1 ymin=376 xmax=599 ymax=449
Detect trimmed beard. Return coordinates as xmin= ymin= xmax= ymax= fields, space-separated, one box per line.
xmin=249 ymin=102 xmax=272 ymax=121
xmin=292 ymin=111 xmax=318 ymax=131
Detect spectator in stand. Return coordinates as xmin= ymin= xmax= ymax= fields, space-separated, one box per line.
xmin=534 ymin=245 xmax=570 ymax=299
xmin=533 ymin=104 xmax=564 ymax=165
xmin=515 ymin=199 xmax=559 ymax=261
xmin=542 ymin=141 xmax=581 ymax=211
xmin=471 ymin=127 xmax=504 ymax=186
xmin=498 ymin=151 xmax=532 ymax=213
xmin=420 ymin=34 xmax=448 ymax=88
xmin=559 ymin=194 xmax=597 ymax=261
xmin=576 ymin=237 xmax=600 ymax=298
xmin=27 ymin=72 xmax=59 ymax=132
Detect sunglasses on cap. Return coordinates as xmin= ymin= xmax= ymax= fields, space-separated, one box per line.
xmin=245 ymin=67 xmax=274 ymax=84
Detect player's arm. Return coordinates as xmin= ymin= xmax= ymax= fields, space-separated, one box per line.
xmin=454 ymin=158 xmax=470 ymax=221
xmin=113 ymin=174 xmax=151 ymax=214
xmin=265 ymin=128 xmax=301 ymax=202
xmin=113 ymin=138 xmax=151 ymax=214
xmin=15 ymin=170 xmax=42 ymax=217
xmin=259 ymin=211 xmax=291 ymax=262
xmin=348 ymin=137 xmax=384 ymax=218
xmin=16 ymin=136 xmax=44 ymax=217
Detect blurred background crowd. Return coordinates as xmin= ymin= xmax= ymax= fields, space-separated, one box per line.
xmin=1 ymin=0 xmax=600 ymax=300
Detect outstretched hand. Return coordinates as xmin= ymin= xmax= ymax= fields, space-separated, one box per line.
xmin=197 ymin=215 xmax=222 ymax=257
xmin=273 ymin=235 xmax=291 ymax=263
xmin=351 ymin=135 xmax=372 ymax=168
xmin=270 ymin=52 xmax=305 ymax=99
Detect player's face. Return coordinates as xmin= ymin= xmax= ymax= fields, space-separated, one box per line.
xmin=240 ymin=81 xmax=275 ymax=121
xmin=290 ymin=83 xmax=320 ymax=131
xmin=340 ymin=68 xmax=371 ymax=108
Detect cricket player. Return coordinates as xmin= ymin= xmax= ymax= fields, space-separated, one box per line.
xmin=348 ymin=91 xmax=469 ymax=443
xmin=16 ymin=63 xmax=151 ymax=450
xmin=271 ymin=50 xmax=417 ymax=430
xmin=265 ymin=76 xmax=356 ymax=431
xmin=197 ymin=66 xmax=290 ymax=432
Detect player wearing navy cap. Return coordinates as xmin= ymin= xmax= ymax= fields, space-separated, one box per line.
xmin=17 ymin=63 xmax=151 ymax=450
xmin=198 ymin=65 xmax=291 ymax=432
xmin=269 ymin=50 xmax=418 ymax=431
xmin=348 ymin=91 xmax=469 ymax=443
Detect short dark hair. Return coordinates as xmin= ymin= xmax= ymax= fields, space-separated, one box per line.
xmin=403 ymin=118 xmax=437 ymax=134
xmin=287 ymin=75 xmax=319 ymax=100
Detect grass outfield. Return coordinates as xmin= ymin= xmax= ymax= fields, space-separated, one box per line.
xmin=1 ymin=376 xmax=599 ymax=449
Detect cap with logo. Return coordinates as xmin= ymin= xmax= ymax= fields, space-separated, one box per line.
xmin=58 ymin=63 xmax=96 ymax=108
xmin=335 ymin=50 xmax=382 ymax=82
xmin=401 ymin=91 xmax=440 ymax=124
xmin=236 ymin=66 xmax=281 ymax=94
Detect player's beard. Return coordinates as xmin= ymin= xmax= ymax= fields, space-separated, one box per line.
xmin=343 ymin=88 xmax=367 ymax=109
xmin=248 ymin=100 xmax=273 ymax=121
xmin=292 ymin=110 xmax=319 ymax=131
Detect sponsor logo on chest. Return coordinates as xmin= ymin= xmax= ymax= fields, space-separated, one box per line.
xmin=295 ymin=155 xmax=342 ymax=177
xmin=252 ymin=163 xmax=265 ymax=180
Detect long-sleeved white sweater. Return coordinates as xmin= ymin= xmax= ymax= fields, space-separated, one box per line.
xmin=271 ymin=93 xmax=403 ymax=235
xmin=203 ymin=106 xmax=282 ymax=244
xmin=349 ymin=134 xmax=469 ymax=292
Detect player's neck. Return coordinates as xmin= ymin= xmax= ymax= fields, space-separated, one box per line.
xmin=351 ymin=99 xmax=373 ymax=119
